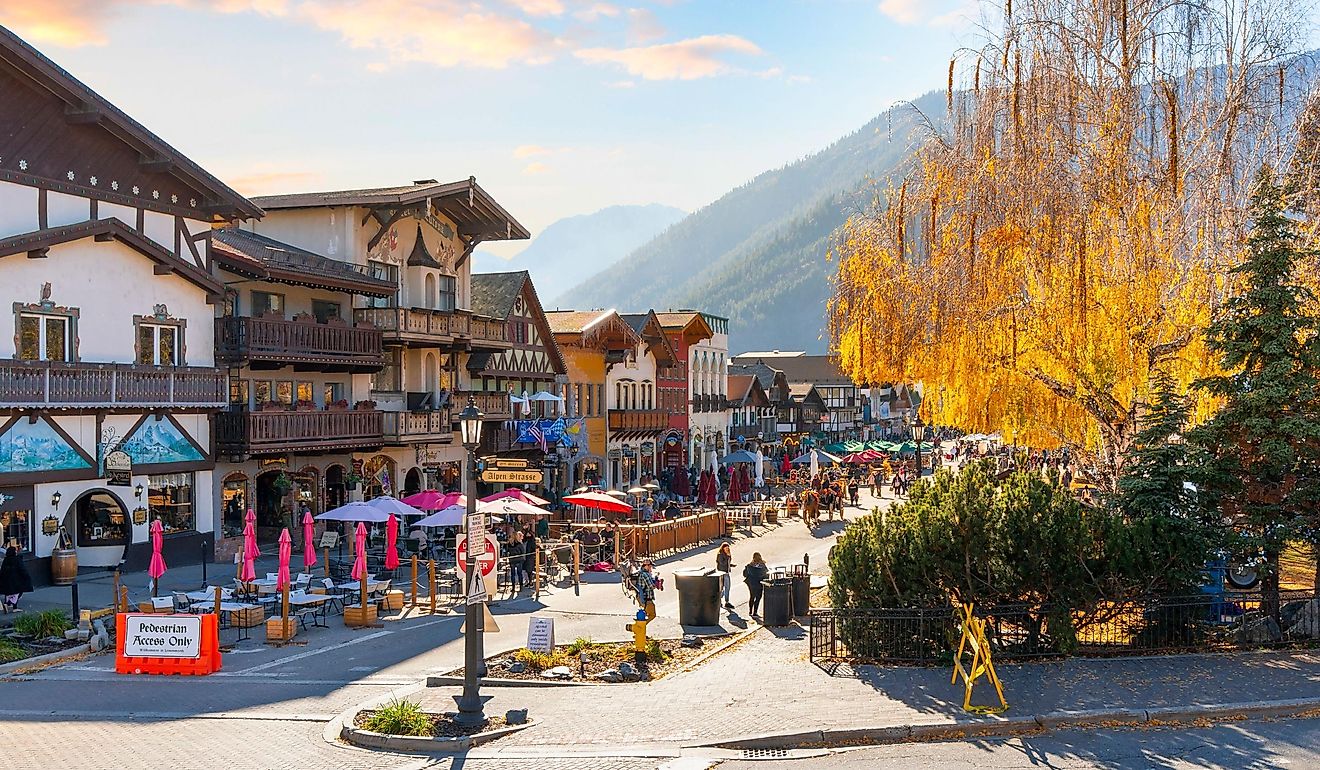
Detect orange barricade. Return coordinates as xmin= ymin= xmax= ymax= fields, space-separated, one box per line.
xmin=116 ymin=612 xmax=222 ymax=676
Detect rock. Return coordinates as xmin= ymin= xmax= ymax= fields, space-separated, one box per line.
xmin=1286 ymin=599 xmax=1320 ymax=639
xmin=594 ymin=669 xmax=623 ymax=683
xmin=64 ymin=629 xmax=89 ymax=641
xmin=89 ymin=634 xmax=106 ymax=652
xmin=1234 ymin=615 xmax=1283 ymax=645
xmin=505 ymin=708 xmax=529 ymax=725
xmin=681 ymin=634 xmax=703 ymax=648
xmin=541 ymin=665 xmax=572 ymax=679
xmin=618 ymin=661 xmax=637 ymax=679
xmin=92 ymin=619 xmax=107 ymax=637
xmin=507 ymin=661 xmax=526 ymax=674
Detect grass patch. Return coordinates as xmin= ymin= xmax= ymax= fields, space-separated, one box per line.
xmin=13 ymin=610 xmax=71 ymax=639
xmin=565 ymin=636 xmax=597 ymax=656
xmin=645 ymin=638 xmax=670 ymax=664
xmin=361 ymin=699 xmax=431 ymax=737
xmin=0 ymin=638 xmax=26 ymax=663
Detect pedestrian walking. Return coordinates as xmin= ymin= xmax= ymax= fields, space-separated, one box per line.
xmin=522 ymin=528 xmax=538 ymax=591
xmin=742 ymin=552 xmax=768 ymax=617
xmin=0 ymin=546 xmax=33 ymax=612
xmin=507 ymin=531 xmax=527 ymax=592
xmin=716 ymin=542 xmax=735 ymax=610
xmin=635 ymin=559 xmax=657 ymax=620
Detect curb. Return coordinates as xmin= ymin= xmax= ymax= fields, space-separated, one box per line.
xmin=340 ymin=714 xmax=538 ymax=753
xmin=697 ymin=697 xmax=1320 ymax=750
xmin=0 ymin=642 xmax=95 ymax=677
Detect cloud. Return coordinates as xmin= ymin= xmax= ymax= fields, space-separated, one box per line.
xmin=877 ymin=0 xmax=921 ymax=25
xmin=507 ymin=0 xmax=565 ymax=16
xmin=513 ymin=144 xmax=555 ymax=158
xmin=522 ymin=161 xmax=551 ymax=175
xmin=878 ymin=0 xmax=975 ymax=28
xmin=573 ymin=2 xmax=620 ymax=21
xmin=0 ymin=0 xmax=288 ymax=46
xmin=605 ymin=79 xmax=636 ymax=89
xmin=625 ymin=7 xmax=665 ymax=44
xmin=575 ymin=34 xmax=763 ymax=80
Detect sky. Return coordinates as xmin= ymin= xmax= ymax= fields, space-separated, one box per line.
xmin=1 ymin=0 xmax=976 ymax=256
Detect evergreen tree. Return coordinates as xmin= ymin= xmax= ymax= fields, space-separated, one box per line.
xmin=1190 ymin=167 xmax=1320 ymax=612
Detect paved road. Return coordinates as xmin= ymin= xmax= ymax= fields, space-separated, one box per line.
xmin=711 ymin=718 xmax=1320 ymax=769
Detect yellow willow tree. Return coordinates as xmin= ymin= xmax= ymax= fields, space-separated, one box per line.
xmin=830 ymin=0 xmax=1310 ymax=481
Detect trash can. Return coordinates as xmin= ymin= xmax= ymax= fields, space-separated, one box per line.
xmin=673 ymin=568 xmax=721 ymax=626
xmin=761 ymin=576 xmax=793 ymax=627
xmin=790 ymin=564 xmax=811 ymax=616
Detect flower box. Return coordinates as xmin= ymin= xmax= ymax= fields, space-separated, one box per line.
xmin=265 ymin=617 xmax=298 ymax=642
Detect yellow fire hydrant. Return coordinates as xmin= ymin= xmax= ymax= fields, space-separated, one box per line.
xmin=626 ymin=608 xmax=648 ymax=665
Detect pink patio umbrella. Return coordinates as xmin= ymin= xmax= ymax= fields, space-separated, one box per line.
xmin=148 ymin=519 xmax=166 ymax=596
xmin=351 ymin=522 xmax=369 ymax=619
xmin=401 ymin=489 xmax=464 ymax=511
xmin=241 ymin=508 xmax=258 ymax=582
xmin=480 ymin=488 xmax=550 ymax=506
xmin=385 ymin=514 xmax=400 ymax=571
xmin=277 ymin=528 xmax=292 ymax=628
xmin=302 ymin=511 xmax=317 ymax=570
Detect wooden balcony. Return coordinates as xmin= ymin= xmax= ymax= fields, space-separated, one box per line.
xmin=608 ymin=409 xmax=669 ymax=432
xmin=454 ymin=390 xmax=512 ymax=420
xmin=215 ymin=409 xmax=384 ymax=456
xmin=0 ymin=360 xmax=226 ymax=410
xmin=352 ymin=307 xmax=509 ymax=349
xmin=216 ymin=316 xmax=385 ymax=372
xmin=382 ymin=409 xmax=453 ymax=444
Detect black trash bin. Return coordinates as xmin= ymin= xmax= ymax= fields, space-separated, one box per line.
xmin=673 ymin=568 xmax=721 ymax=626
xmin=790 ymin=564 xmax=811 ymax=616
xmin=761 ymin=576 xmax=793 ymax=627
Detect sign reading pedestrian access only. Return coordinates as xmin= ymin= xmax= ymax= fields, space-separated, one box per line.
xmin=116 ymin=613 xmax=222 ymax=676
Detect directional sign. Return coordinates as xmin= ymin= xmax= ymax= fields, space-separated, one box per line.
xmin=486 ymin=457 xmax=532 ymax=470
xmin=481 ymin=469 xmax=544 ymax=484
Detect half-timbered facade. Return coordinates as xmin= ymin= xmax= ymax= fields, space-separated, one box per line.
xmin=245 ymin=179 xmax=529 ymax=498
xmin=0 ymin=27 xmax=260 ymax=580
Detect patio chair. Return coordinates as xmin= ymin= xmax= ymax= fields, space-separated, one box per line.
xmin=150 ymin=596 xmax=175 ymax=613
xmin=171 ymin=591 xmax=193 ymax=613
xmin=316 ymin=578 xmax=345 ymax=614
xmin=290 ymin=590 xmax=328 ymax=630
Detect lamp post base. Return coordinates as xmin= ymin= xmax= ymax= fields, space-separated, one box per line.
xmin=452 ymin=694 xmax=492 ymax=725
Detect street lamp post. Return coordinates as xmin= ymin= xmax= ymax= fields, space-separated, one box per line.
xmin=911 ymin=417 xmax=927 ymax=477
xmin=455 ymin=397 xmax=486 ymax=724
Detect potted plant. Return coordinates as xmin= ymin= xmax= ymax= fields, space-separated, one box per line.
xmin=294 ymin=399 xmax=317 ymax=412
xmin=328 ymin=399 xmax=350 ymax=411
xmin=345 ymin=471 xmax=363 ymax=491
xmin=272 ymin=472 xmax=294 ymax=497
xmin=354 ymin=400 xmax=377 ymax=410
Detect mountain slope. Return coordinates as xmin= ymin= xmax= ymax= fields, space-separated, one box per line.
xmin=475 ymin=204 xmax=685 ymax=300
xmin=555 ymin=91 xmax=947 ymax=353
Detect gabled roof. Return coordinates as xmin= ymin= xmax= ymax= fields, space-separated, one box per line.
xmin=734 ymin=353 xmax=855 ymax=387
xmin=546 ymin=309 xmax=640 ymax=351
xmin=728 ymin=375 xmax=755 ymax=403
xmin=0 ymin=218 xmax=222 ymax=296
xmin=471 ymin=271 xmax=529 ymax=320
xmin=730 ymin=361 xmax=783 ymax=393
xmin=546 ymin=310 xmax=613 ymax=335
xmin=0 ymin=26 xmax=261 ymax=221
xmin=652 ymin=311 xmax=713 ymax=344
xmin=618 ymin=310 xmax=678 ymax=367
xmin=213 ymin=228 xmax=395 ymax=297
xmin=250 ymin=178 xmax=529 ymax=241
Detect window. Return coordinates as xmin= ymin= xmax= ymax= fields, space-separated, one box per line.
xmin=252 ymin=290 xmax=284 ymax=317
xmin=221 ymin=474 xmax=247 ymax=538
xmin=230 ymin=378 xmax=249 ymax=408
xmin=312 ymin=300 xmax=341 ymax=323
xmin=75 ymin=491 xmax=128 ymax=546
xmin=296 ymin=381 xmax=314 ymax=404
xmin=585 ymin=383 xmax=593 ymax=417
xmin=276 ymin=381 xmax=293 ymax=405
xmin=17 ymin=312 xmax=71 ymax=361
xmin=597 ymin=384 xmax=605 ymax=417
xmin=324 ymin=382 xmax=345 ymax=405
xmin=137 ymin=322 xmax=180 ymax=366
xmin=437 ymin=275 xmax=456 ymax=311
xmin=373 ymin=348 xmax=402 ymax=391
xmin=366 ymin=261 xmax=398 ymax=308
xmin=149 ymin=473 xmax=195 ymax=534
xmin=0 ymin=491 xmax=31 ymax=553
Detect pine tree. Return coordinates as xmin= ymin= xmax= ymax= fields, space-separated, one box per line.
xmin=1191 ymin=166 xmax=1320 ymax=613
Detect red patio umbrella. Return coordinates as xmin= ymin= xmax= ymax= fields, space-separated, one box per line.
xmin=277 ymin=528 xmax=292 ymax=628
xmin=726 ymin=467 xmax=740 ymax=502
xmin=563 ymin=491 xmax=632 ymax=515
xmin=842 ymin=452 xmax=870 ymax=465
xmin=481 ymin=488 xmax=550 ymax=506
xmin=148 ymin=519 xmax=166 ymax=596
xmin=351 ymin=522 xmax=369 ymax=618
xmin=302 ymin=511 xmax=317 ymax=570
xmin=240 ymin=508 xmax=258 ymax=583
xmin=385 ymin=514 xmax=400 ymax=571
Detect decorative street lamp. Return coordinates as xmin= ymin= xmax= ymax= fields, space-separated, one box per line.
xmin=455 ymin=396 xmax=486 ymax=724
xmin=911 ymin=417 xmax=927 ymax=476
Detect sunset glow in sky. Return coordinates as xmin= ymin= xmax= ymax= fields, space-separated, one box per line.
xmin=2 ymin=0 xmax=975 ymax=252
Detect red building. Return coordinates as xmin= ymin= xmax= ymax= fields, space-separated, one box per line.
xmin=652 ymin=312 xmax=713 ymax=471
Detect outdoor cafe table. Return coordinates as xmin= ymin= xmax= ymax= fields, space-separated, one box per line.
xmin=286 ymin=593 xmax=332 ymax=626
xmin=188 ymin=600 xmax=261 ymax=641
xmin=335 ymin=579 xmax=388 ymax=601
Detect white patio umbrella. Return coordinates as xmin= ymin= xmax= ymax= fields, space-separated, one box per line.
xmin=810 ymin=450 xmax=819 ymax=480
xmin=413 ymin=504 xmax=464 ymax=528
xmin=366 ymin=495 xmax=425 ymax=517
xmin=521 ymin=389 xmax=532 ymax=416
xmin=315 ymin=501 xmax=391 ymax=523
xmin=754 ymin=450 xmax=765 ymax=487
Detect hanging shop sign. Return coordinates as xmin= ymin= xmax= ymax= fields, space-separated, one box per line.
xmin=105 ymin=450 xmax=133 ymax=487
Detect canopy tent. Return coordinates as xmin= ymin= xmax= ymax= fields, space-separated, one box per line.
xmin=790 ymin=449 xmax=842 ymax=466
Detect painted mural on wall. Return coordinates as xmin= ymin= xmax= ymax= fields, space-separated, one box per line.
xmin=120 ymin=418 xmax=204 ymax=465
xmin=0 ymin=418 xmax=93 ymax=474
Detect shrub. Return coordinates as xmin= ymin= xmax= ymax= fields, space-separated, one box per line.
xmin=362 ymin=699 xmax=432 ymax=736
xmin=0 ymin=638 xmax=26 ymax=663
xmin=512 ymin=647 xmax=565 ymax=672
xmin=13 ymin=610 xmax=71 ymax=639
xmin=645 ymin=638 xmax=669 ymax=664
xmin=565 ymin=636 xmax=595 ymax=656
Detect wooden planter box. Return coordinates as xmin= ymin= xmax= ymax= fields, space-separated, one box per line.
xmin=765 ymin=507 xmax=779 ymax=525
xmin=265 ymin=617 xmax=298 ymax=642
xmin=382 ymin=590 xmax=404 ymax=611
xmin=233 ymin=606 xmax=265 ymax=628
xmin=344 ymin=604 xmax=378 ymax=627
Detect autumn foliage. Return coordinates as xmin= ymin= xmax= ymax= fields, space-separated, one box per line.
xmin=829 ymin=0 xmax=1309 ymax=480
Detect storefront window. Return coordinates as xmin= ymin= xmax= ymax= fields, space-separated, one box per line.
xmin=149 ymin=473 xmax=195 ymax=534
xmin=363 ymin=455 xmax=395 ymax=498
xmin=0 ymin=488 xmax=32 ymax=552
xmin=75 ymin=491 xmax=128 ymax=546
xmin=222 ymin=475 xmax=247 ymax=538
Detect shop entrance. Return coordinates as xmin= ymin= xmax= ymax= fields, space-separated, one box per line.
xmin=255 ymin=470 xmax=291 ymax=542
xmin=325 ymin=465 xmax=347 ymax=509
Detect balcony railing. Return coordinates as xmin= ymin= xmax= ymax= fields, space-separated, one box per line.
xmin=215 ymin=409 xmax=384 ymax=456
xmin=382 ymin=409 xmax=453 ymax=444
xmin=608 ymin=409 xmax=669 ymax=432
xmin=352 ymin=307 xmax=509 ymax=348
xmin=690 ymin=393 xmax=728 ymax=413
xmin=216 ymin=316 xmax=385 ymax=371
xmin=0 ymin=360 xmax=226 ymax=408
xmin=455 ymin=390 xmax=512 ymax=420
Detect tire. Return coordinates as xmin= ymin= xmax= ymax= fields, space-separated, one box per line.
xmin=1226 ymin=563 xmax=1260 ymax=590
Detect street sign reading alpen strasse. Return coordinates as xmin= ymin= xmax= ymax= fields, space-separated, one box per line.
xmin=480 ymin=469 xmax=544 ymax=484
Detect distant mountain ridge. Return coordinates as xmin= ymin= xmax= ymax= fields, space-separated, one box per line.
xmin=555 ymin=91 xmax=948 ymax=353
xmin=475 ymin=204 xmax=685 ymax=300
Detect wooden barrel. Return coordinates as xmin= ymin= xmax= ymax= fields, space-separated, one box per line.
xmin=50 ymin=547 xmax=78 ymax=585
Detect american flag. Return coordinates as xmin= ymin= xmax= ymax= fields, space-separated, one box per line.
xmin=528 ymin=422 xmax=547 ymax=452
